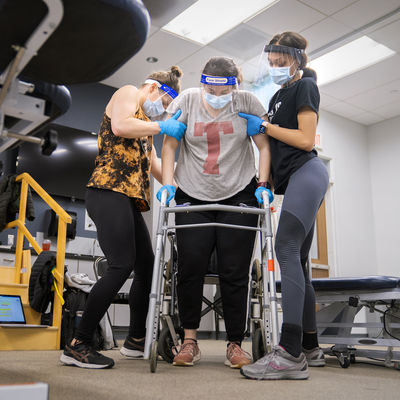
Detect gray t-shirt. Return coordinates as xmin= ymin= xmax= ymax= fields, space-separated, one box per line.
xmin=167 ymin=88 xmax=266 ymax=201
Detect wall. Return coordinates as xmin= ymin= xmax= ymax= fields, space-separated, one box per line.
xmin=55 ymin=83 xmax=116 ymax=133
xmin=367 ymin=116 xmax=400 ymax=276
xmin=317 ymin=110 xmax=377 ymax=276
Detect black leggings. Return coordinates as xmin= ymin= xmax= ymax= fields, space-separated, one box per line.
xmin=275 ymin=157 xmax=329 ymax=333
xmin=75 ymin=188 xmax=154 ymax=344
xmin=175 ymin=180 xmax=259 ymax=343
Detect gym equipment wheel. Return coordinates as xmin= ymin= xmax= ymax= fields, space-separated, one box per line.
xmin=158 ymin=325 xmax=184 ymax=363
xmin=150 ymin=341 xmax=158 ymax=373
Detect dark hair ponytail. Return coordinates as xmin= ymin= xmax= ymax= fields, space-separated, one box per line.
xmin=302 ymin=67 xmax=317 ymax=82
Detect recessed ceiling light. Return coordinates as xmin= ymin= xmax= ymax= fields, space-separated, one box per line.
xmin=309 ymin=36 xmax=395 ymax=86
xmin=146 ymin=56 xmax=158 ymax=63
xmin=162 ymin=0 xmax=279 ymax=46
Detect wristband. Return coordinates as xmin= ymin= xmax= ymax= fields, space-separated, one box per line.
xmin=256 ymin=181 xmax=271 ymax=189
xmin=259 ymin=121 xmax=269 ymax=134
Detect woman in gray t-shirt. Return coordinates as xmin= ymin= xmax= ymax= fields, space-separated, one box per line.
xmin=158 ymin=57 xmax=272 ymax=369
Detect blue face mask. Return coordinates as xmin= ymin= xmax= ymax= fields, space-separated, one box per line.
xmin=269 ymin=66 xmax=295 ymax=86
xmin=204 ymin=92 xmax=232 ymax=109
xmin=142 ymin=96 xmax=165 ymax=118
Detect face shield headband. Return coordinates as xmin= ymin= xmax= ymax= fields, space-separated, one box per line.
xmin=200 ymin=74 xmax=238 ymax=86
xmin=264 ymin=44 xmax=304 ymax=66
xmin=144 ymin=79 xmax=178 ymax=100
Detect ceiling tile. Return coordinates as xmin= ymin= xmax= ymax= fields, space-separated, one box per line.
xmin=177 ymin=46 xmax=238 ymax=90
xmin=210 ymin=24 xmax=269 ymax=61
xmin=350 ymin=112 xmax=386 ymax=125
xmin=244 ymin=54 xmax=263 ymax=68
xmin=102 ymin=31 xmax=201 ymax=88
xmin=368 ymin=18 xmax=400 ymax=52
xmin=245 ymin=0 xmax=325 ymax=36
xmin=323 ymin=101 xmax=367 ymax=118
xmin=374 ymin=100 xmax=400 ymax=119
xmin=300 ymin=17 xmax=353 ymax=53
xmin=319 ymin=92 xmax=340 ymax=108
xmin=346 ymin=79 xmax=400 ymax=110
xmin=240 ymin=61 xmax=259 ymax=83
xmin=298 ymin=0 xmax=358 ymax=16
xmin=331 ymin=0 xmax=400 ymax=30
xmin=148 ymin=24 xmax=160 ymax=38
xmin=317 ymin=54 xmax=400 ymax=99
xmin=142 ymin=0 xmax=197 ymax=27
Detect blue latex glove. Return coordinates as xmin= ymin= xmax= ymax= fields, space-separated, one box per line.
xmin=238 ymin=112 xmax=264 ymax=137
xmin=156 ymin=185 xmax=176 ymax=205
xmin=157 ymin=110 xmax=187 ymax=141
xmin=255 ymin=187 xmax=274 ymax=205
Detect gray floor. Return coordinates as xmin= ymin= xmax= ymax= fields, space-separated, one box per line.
xmin=0 ymin=340 xmax=399 ymax=400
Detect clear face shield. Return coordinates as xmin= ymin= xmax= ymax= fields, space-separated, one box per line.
xmin=255 ymin=44 xmax=304 ymax=86
xmin=200 ymin=74 xmax=238 ymax=110
xmin=143 ymin=79 xmax=178 ymax=119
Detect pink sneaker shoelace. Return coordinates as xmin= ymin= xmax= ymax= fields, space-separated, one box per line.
xmin=227 ymin=342 xmax=251 ymax=361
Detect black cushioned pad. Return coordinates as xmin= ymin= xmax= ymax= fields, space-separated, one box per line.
xmin=274 ymin=276 xmax=400 ymax=292
xmin=0 ymin=0 xmax=149 ymax=84
xmin=28 ymin=79 xmax=71 ymax=119
xmin=1 ymin=79 xmax=71 ymax=134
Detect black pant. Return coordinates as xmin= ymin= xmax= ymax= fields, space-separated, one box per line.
xmin=75 ymin=188 xmax=154 ymax=344
xmin=175 ymin=180 xmax=258 ymax=342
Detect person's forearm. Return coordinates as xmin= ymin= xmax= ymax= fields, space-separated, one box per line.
xmin=263 ymin=122 xmax=314 ymax=152
xmin=258 ymin=146 xmax=270 ymax=183
xmin=150 ymin=151 xmax=162 ymax=184
xmin=161 ymin=139 xmax=178 ymax=186
xmin=112 ymin=118 xmax=161 ymax=139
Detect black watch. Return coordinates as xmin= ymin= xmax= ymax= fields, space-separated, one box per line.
xmin=259 ymin=124 xmax=266 ymax=134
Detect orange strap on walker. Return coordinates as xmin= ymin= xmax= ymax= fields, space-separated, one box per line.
xmin=268 ymin=259 xmax=275 ymax=272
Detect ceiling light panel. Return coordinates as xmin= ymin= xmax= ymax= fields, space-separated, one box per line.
xmin=162 ymin=0 xmax=279 ymax=45
xmin=310 ymin=36 xmax=396 ymax=86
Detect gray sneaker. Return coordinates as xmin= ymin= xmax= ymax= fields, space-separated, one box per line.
xmin=303 ymin=347 xmax=325 ymax=367
xmin=240 ymin=346 xmax=309 ymax=380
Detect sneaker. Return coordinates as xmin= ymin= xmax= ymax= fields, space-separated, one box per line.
xmin=240 ymin=346 xmax=309 ymax=380
xmin=303 ymin=346 xmax=326 ymax=367
xmin=172 ymin=340 xmax=201 ymax=366
xmin=225 ymin=342 xmax=252 ymax=369
xmin=60 ymin=342 xmax=114 ymax=369
xmin=120 ymin=337 xmax=144 ymax=358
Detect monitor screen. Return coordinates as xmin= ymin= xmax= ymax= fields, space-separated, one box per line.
xmin=16 ymin=124 xmax=98 ymax=200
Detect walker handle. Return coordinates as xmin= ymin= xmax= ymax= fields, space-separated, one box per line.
xmin=160 ymin=188 xmax=168 ymax=207
xmin=261 ymin=190 xmax=271 ymax=209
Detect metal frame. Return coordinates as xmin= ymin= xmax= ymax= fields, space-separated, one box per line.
xmin=316 ymin=288 xmax=400 ymax=369
xmin=0 ymin=0 xmax=64 ymax=152
xmin=144 ymin=190 xmax=279 ymax=371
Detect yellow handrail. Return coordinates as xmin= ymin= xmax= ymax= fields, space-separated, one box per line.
xmin=4 ymin=172 xmax=72 ymax=348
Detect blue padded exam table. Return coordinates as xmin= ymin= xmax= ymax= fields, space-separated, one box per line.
xmin=313 ymin=275 xmax=400 ymax=369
